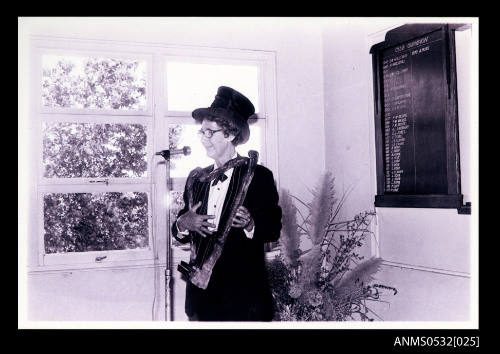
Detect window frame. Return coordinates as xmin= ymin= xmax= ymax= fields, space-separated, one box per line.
xmin=32 ymin=38 xmax=157 ymax=269
xmin=163 ymin=55 xmax=266 ymax=116
xmin=37 ymin=115 xmax=154 ymax=186
xmin=38 ymin=183 xmax=154 ymax=267
xmin=33 ymin=38 xmax=154 ymax=117
xmin=36 ymin=50 xmax=153 ymax=116
xmin=159 ymin=49 xmax=278 ymax=174
xmin=30 ymin=35 xmax=279 ymax=272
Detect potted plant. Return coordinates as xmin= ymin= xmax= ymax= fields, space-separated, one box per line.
xmin=267 ymin=172 xmax=397 ymax=321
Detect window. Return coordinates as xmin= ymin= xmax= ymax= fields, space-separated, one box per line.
xmin=165 ymin=61 xmax=260 ymax=113
xmin=32 ymin=38 xmax=278 ymax=269
xmin=35 ymin=43 xmax=154 ymax=267
xmin=39 ymin=186 xmax=152 ymax=265
xmin=42 ymin=122 xmax=148 ymax=178
xmin=41 ymin=54 xmax=147 ymax=111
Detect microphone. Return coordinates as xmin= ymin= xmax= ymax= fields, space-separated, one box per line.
xmin=155 ymin=146 xmax=191 ymax=160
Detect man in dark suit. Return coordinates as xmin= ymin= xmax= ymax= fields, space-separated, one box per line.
xmin=172 ymin=86 xmax=282 ymax=321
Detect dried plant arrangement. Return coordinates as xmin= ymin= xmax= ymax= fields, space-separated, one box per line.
xmin=267 ymin=172 xmax=397 ymax=321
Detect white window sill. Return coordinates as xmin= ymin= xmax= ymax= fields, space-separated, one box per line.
xmin=30 ymin=247 xmax=188 ymax=274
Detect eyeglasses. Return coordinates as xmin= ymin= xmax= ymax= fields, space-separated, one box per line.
xmin=197 ymin=128 xmax=223 ymax=139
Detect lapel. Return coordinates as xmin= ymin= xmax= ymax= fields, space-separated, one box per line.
xmin=193 ymin=165 xmax=213 ymax=215
xmin=217 ymin=163 xmax=247 ymax=235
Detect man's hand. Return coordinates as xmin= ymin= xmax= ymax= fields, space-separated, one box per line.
xmin=232 ymin=205 xmax=254 ymax=231
xmin=177 ymin=201 xmax=216 ymax=238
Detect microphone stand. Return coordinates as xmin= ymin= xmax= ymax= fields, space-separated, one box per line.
xmin=157 ymin=149 xmax=174 ymax=322
xmin=156 ymin=147 xmax=190 ymax=321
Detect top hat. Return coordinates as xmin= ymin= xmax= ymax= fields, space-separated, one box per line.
xmin=192 ymin=86 xmax=255 ymax=145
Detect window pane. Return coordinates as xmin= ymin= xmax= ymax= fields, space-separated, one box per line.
xmin=43 ymin=122 xmax=148 ymax=178
xmin=168 ymin=190 xmax=187 ymax=248
xmin=166 ymin=62 xmax=259 ymax=112
xmin=42 ymin=55 xmax=147 ymax=110
xmin=168 ymin=123 xmax=261 ymax=178
xmin=168 ymin=190 xmax=185 ymax=219
xmin=43 ymin=192 xmax=149 ymax=254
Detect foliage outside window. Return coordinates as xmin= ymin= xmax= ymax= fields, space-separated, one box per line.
xmin=42 ymin=55 xmax=147 ymax=110
xmin=43 ymin=122 xmax=147 ymax=178
xmin=169 ymin=191 xmax=186 ymax=248
xmin=44 ymin=192 xmax=149 ymax=254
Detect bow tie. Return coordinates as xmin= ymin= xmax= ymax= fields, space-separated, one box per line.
xmin=198 ymin=156 xmax=245 ymax=185
xmin=211 ymin=173 xmax=228 ymax=186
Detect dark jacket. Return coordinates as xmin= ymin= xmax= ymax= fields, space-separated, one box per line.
xmin=172 ymin=163 xmax=282 ymax=321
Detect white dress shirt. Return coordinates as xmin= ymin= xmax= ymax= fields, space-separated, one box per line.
xmin=177 ymin=154 xmax=254 ymax=239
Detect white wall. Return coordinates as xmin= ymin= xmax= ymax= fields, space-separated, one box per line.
xmin=20 ymin=17 xmax=326 ymax=321
xmin=322 ymin=18 xmax=477 ymax=322
xmin=28 ymin=267 xmax=160 ymax=321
